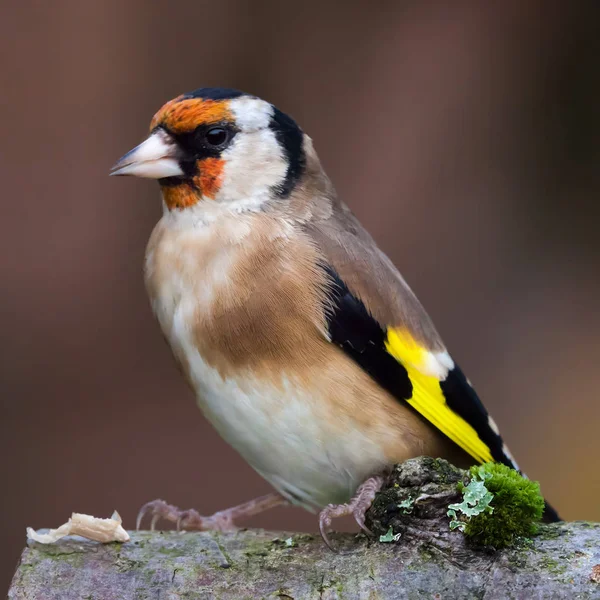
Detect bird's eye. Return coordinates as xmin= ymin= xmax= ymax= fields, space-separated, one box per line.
xmin=205 ymin=127 xmax=229 ymax=147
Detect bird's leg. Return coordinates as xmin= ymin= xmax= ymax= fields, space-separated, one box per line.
xmin=318 ymin=475 xmax=385 ymax=550
xmin=137 ymin=493 xmax=287 ymax=532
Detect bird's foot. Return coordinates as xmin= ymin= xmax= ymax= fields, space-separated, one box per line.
xmin=137 ymin=493 xmax=286 ymax=532
xmin=136 ymin=499 xmax=236 ymax=531
xmin=318 ymin=475 xmax=385 ymax=550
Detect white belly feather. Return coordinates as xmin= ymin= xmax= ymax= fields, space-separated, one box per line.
xmin=172 ymin=300 xmax=386 ymax=509
xmin=153 ymin=293 xmax=385 ymax=509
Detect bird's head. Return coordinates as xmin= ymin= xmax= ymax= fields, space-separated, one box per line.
xmin=110 ymin=88 xmax=306 ymax=212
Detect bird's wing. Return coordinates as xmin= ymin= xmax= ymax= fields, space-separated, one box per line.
xmin=303 ymin=199 xmax=517 ymax=470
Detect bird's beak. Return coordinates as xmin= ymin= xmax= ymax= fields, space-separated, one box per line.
xmin=110 ymin=129 xmax=184 ymax=178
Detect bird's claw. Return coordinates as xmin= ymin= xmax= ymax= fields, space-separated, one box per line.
xmin=136 ymin=499 xmax=176 ymax=531
xmin=318 ymin=475 xmax=385 ymax=550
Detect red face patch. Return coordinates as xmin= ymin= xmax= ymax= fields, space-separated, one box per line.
xmin=161 ymin=157 xmax=225 ymax=210
xmin=150 ymin=97 xmax=233 ymax=133
xmin=161 ymin=184 xmax=199 ymax=211
xmin=193 ymin=157 xmax=225 ymax=199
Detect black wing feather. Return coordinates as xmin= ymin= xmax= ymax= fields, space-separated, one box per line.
xmin=321 ymin=264 xmax=560 ymax=521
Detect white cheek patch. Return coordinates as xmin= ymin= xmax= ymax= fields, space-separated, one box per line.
xmin=217 ymin=128 xmax=288 ymax=204
xmin=229 ymin=97 xmax=274 ymax=131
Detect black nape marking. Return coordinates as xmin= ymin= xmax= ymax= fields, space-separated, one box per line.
xmin=270 ymin=107 xmax=306 ymax=198
xmin=183 ymin=87 xmax=245 ymax=101
xmin=323 ymin=266 xmax=413 ymax=401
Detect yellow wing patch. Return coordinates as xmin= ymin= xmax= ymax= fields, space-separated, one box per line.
xmin=385 ymin=328 xmax=493 ymax=464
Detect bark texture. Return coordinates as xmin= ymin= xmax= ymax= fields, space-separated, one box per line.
xmin=9 ymin=458 xmax=600 ymax=599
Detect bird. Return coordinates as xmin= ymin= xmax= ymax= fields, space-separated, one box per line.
xmin=110 ymin=87 xmax=559 ymax=546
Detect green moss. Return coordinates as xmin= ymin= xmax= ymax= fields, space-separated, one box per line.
xmin=448 ymin=462 xmax=544 ymax=549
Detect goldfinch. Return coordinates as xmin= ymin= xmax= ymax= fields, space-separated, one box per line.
xmin=111 ymin=88 xmax=559 ymax=545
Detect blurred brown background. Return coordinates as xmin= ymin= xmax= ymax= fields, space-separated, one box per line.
xmin=2 ymin=0 xmax=599 ymax=591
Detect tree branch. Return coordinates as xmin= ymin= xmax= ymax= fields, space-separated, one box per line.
xmin=9 ymin=458 xmax=600 ymax=599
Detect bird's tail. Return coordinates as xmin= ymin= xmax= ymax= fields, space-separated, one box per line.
xmin=542 ymin=501 xmax=561 ymax=523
